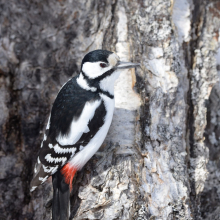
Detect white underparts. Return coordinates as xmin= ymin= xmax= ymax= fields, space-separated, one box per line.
xmin=56 ymin=100 xmax=102 ymax=146
xmin=76 ymin=73 xmax=97 ymax=92
xmin=69 ymin=93 xmax=115 ymax=169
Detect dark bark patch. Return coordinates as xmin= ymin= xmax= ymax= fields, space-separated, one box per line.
xmin=84 ymin=19 xmax=91 ymax=38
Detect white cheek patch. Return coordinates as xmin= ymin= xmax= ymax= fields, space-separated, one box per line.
xmin=82 ymin=62 xmax=112 ymax=79
xmin=56 ymin=100 xmax=101 ymax=146
xmin=107 ymin=53 xmax=120 ymax=66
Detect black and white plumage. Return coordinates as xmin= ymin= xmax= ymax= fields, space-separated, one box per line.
xmin=30 ymin=50 xmax=139 ymax=220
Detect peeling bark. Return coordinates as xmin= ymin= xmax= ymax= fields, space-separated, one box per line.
xmin=0 ymin=0 xmax=220 ymax=220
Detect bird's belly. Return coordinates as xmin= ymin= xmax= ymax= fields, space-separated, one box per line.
xmin=69 ymin=95 xmax=115 ymax=169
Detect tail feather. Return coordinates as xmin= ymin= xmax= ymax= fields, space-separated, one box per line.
xmin=52 ymin=170 xmax=70 ymax=220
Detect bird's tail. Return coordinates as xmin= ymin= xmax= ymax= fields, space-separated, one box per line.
xmin=52 ymin=170 xmax=70 ymax=220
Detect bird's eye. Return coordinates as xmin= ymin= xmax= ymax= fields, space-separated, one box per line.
xmin=100 ymin=63 xmax=107 ymax=68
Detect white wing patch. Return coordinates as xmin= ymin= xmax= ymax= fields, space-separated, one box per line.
xmin=56 ymin=100 xmax=101 ymax=146
xmin=79 ymin=145 xmax=84 ymax=151
xmin=69 ymin=94 xmax=115 ymax=169
xmin=84 ymin=126 xmax=90 ymax=133
xmin=45 ymin=154 xmax=67 ymax=165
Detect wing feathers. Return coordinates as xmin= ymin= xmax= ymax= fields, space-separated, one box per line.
xmin=45 ymin=154 xmax=67 ymax=165
xmin=53 ymin=144 xmax=77 ymax=155
xmin=31 ymin=78 xmax=107 ymax=191
xmin=56 ymin=99 xmax=101 ymax=146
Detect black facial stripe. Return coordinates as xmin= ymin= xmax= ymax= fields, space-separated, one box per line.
xmin=96 ymin=89 xmax=114 ymax=99
xmin=95 ymin=68 xmax=115 ymax=81
xmin=81 ymin=70 xmax=98 ymax=88
xmin=81 ymin=68 xmax=115 ymax=82
xmin=81 ymin=70 xmax=115 ymax=99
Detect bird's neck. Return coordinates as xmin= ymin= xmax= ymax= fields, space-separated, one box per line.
xmin=76 ymin=73 xmax=97 ymax=92
xmin=76 ymin=73 xmax=115 ymax=99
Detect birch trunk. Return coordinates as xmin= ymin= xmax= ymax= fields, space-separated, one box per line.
xmin=0 ymin=0 xmax=220 ymax=219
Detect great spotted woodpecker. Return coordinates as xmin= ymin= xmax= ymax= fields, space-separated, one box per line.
xmin=30 ymin=50 xmax=140 ymax=220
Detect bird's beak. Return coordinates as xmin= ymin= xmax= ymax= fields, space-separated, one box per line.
xmin=116 ymin=61 xmax=140 ymax=69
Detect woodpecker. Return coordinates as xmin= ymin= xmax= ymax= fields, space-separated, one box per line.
xmin=30 ymin=49 xmax=140 ymax=220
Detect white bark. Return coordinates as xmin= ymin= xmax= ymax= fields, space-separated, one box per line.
xmin=0 ymin=0 xmax=220 ymax=220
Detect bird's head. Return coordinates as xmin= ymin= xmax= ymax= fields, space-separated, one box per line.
xmin=78 ymin=50 xmax=140 ymax=96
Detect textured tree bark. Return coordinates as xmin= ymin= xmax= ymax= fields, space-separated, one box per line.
xmin=0 ymin=0 xmax=220 ymax=220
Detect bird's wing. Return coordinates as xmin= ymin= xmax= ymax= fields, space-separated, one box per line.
xmin=30 ymin=78 xmax=107 ymax=191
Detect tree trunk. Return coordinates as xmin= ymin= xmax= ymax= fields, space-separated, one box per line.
xmin=0 ymin=0 xmax=220 ymax=219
